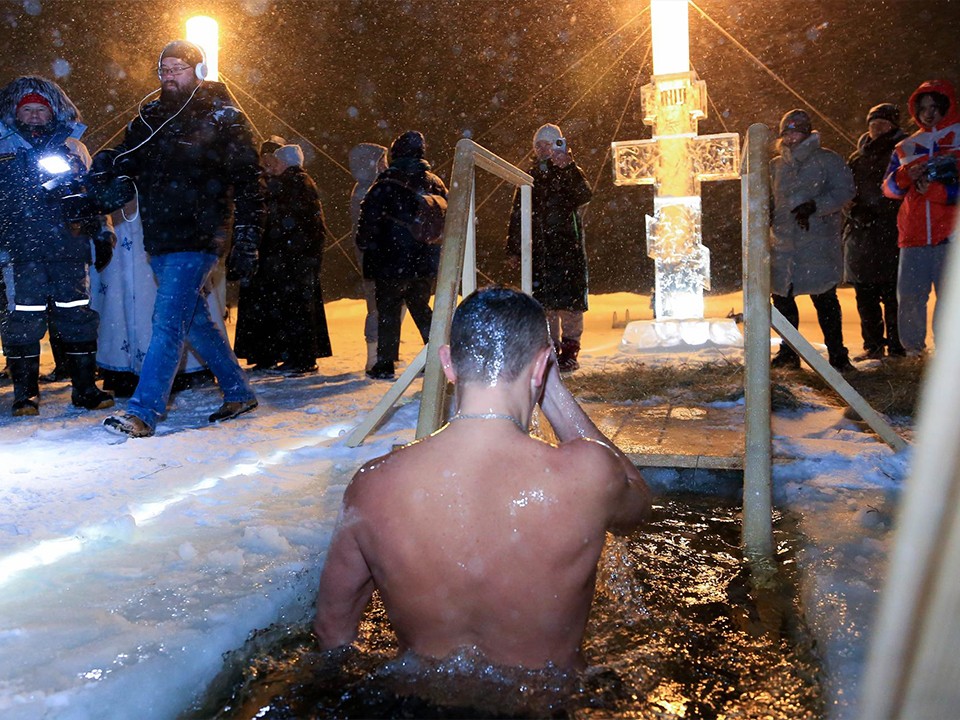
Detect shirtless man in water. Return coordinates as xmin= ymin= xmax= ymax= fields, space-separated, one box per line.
xmin=314 ymin=286 xmax=651 ymax=669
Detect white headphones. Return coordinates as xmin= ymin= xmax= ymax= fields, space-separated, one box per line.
xmin=157 ymin=40 xmax=208 ymax=81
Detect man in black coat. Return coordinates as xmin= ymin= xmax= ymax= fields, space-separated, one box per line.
xmin=97 ymin=40 xmax=263 ymax=437
xmin=843 ymin=103 xmax=907 ymax=360
xmin=356 ymin=130 xmax=447 ymax=380
xmin=0 ymin=76 xmax=116 ymax=416
xmin=507 ymin=123 xmax=592 ymax=372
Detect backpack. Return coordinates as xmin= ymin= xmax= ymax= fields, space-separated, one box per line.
xmin=382 ymin=178 xmax=448 ymax=245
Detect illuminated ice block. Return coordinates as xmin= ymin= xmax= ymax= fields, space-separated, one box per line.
xmin=611 ymin=0 xmax=740 ymax=322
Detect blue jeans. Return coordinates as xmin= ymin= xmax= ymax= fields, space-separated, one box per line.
xmin=127 ymin=252 xmax=254 ymax=429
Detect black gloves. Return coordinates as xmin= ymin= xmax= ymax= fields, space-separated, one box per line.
xmin=93 ymin=230 xmax=116 ymax=272
xmin=791 ymin=200 xmax=817 ymax=231
xmin=226 ymin=225 xmax=260 ymax=284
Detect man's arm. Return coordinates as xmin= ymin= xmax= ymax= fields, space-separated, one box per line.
xmin=813 ymin=152 xmax=856 ymax=216
xmin=537 ymin=355 xmax=651 ymax=532
xmin=314 ymin=499 xmax=375 ymax=650
xmin=220 ymin=106 xmax=264 ymax=233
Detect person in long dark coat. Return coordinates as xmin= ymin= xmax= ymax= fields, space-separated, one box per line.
xmin=843 ymin=103 xmax=907 ymax=360
xmin=234 ymin=142 xmax=331 ymax=374
xmin=506 ymin=123 xmax=592 ymax=372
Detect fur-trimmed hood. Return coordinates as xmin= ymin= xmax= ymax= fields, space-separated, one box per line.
xmin=0 ymin=75 xmax=81 ymax=129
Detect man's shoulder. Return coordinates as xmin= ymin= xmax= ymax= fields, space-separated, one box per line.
xmin=557 ymin=435 xmax=622 ymax=468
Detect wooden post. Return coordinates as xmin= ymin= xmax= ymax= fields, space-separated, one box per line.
xmin=857 ymin=226 xmax=960 ymax=720
xmin=416 ymin=140 xmax=534 ymax=439
xmin=741 ymin=123 xmax=774 ymax=566
xmin=417 ymin=140 xmax=477 ymax=439
xmin=520 ymin=184 xmax=532 ymax=294
xmin=771 ymin=309 xmax=907 ymax=452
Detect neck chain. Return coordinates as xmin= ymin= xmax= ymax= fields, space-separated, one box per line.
xmin=450 ymin=412 xmax=528 ymax=433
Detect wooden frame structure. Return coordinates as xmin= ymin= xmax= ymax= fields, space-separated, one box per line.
xmin=344 ymin=139 xmax=532 ymax=447
xmin=740 ymin=123 xmax=775 ymax=563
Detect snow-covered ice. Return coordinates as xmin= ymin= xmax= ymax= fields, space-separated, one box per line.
xmin=0 ymin=290 xmax=914 ymax=719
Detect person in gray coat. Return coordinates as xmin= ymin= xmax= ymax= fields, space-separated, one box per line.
xmin=770 ymin=109 xmax=856 ymax=372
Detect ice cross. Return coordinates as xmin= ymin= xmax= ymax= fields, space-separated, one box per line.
xmin=611 ymin=0 xmax=740 ymax=320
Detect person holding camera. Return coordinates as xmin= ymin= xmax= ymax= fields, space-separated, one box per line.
xmin=96 ymin=40 xmax=263 ymax=438
xmin=769 ymin=109 xmax=856 ymax=373
xmin=506 ymin=123 xmax=592 ymax=372
xmin=0 ymin=76 xmax=115 ymax=416
xmin=883 ymin=79 xmax=960 ymax=357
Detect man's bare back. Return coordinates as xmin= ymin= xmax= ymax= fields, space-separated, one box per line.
xmin=314 ymin=288 xmax=651 ymax=670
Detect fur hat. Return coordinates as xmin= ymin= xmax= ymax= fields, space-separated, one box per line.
xmin=533 ymin=123 xmax=563 ymax=147
xmin=159 ymin=40 xmax=205 ymax=70
xmin=779 ymin=109 xmax=812 ymax=137
xmin=260 ymin=135 xmax=286 ymax=155
xmin=866 ymin=103 xmax=900 ymax=127
xmin=273 ymin=143 xmax=304 ymax=168
xmin=0 ymin=75 xmax=80 ymax=128
xmin=389 ymin=131 xmax=425 ymax=162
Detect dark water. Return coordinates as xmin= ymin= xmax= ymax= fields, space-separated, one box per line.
xmin=185 ymin=495 xmax=822 ymax=719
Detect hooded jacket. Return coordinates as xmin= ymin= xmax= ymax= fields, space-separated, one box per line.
xmin=94 ymin=81 xmax=263 ymax=257
xmin=356 ymin=154 xmax=447 ymax=281
xmin=769 ymin=131 xmax=856 ymax=296
xmin=349 ymin=143 xmax=387 ymax=231
xmin=0 ymin=76 xmax=97 ymax=264
xmin=882 ymin=79 xmax=960 ymax=248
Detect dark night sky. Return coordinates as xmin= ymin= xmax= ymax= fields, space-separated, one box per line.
xmin=1 ymin=0 xmax=958 ymax=299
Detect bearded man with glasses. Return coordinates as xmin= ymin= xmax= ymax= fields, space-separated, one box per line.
xmin=95 ymin=39 xmax=264 ymax=438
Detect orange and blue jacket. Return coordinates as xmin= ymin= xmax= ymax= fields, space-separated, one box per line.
xmin=882 ymin=78 xmax=960 ymax=248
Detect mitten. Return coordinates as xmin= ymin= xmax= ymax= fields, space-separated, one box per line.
xmin=93 ymin=230 xmax=116 ymax=272
xmin=791 ymin=200 xmax=817 ymax=231
xmin=226 ymin=225 xmax=260 ymax=284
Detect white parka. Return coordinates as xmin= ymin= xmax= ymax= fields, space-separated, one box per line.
xmin=769 ymin=131 xmax=855 ymax=296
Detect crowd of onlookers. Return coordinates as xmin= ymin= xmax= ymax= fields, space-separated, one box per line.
xmin=0 ymin=38 xmax=955 ymax=433
xmin=770 ymin=79 xmax=958 ymax=373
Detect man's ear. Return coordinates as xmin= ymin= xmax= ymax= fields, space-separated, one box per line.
xmin=530 ymin=345 xmax=551 ymax=389
xmin=438 ymin=344 xmax=457 ymax=383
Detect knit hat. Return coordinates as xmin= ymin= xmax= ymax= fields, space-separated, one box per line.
xmin=389 ymin=130 xmax=425 ymax=161
xmin=779 ymin=109 xmax=812 ymax=137
xmin=533 ymin=123 xmax=563 ymax=147
xmin=866 ymin=103 xmax=900 ymax=127
xmin=260 ymin=135 xmax=286 ymax=155
xmin=159 ymin=40 xmax=205 ymax=70
xmin=273 ymin=143 xmax=304 ymax=168
xmin=16 ymin=91 xmax=52 ymax=113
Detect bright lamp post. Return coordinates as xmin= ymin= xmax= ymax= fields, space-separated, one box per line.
xmin=186 ymin=15 xmax=219 ymax=82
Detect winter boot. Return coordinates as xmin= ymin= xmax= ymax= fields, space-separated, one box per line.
xmin=366 ymin=359 xmax=395 ymax=380
xmin=7 ymin=347 xmax=41 ymax=416
xmin=66 ymin=344 xmax=115 ymax=410
xmin=557 ymin=339 xmax=581 ymax=372
xmin=40 ymin=331 xmax=70 ymax=383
